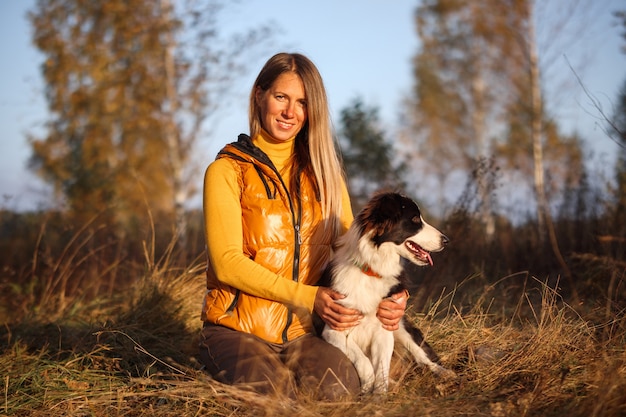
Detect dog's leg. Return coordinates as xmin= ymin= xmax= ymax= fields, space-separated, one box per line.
xmin=402 ymin=319 xmax=441 ymax=364
xmin=394 ymin=321 xmax=457 ymax=379
xmin=322 ymin=327 xmax=376 ymax=393
xmin=370 ymin=329 xmax=394 ymax=394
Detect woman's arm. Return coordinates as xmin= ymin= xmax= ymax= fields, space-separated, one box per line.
xmin=203 ymin=159 xmax=318 ymax=310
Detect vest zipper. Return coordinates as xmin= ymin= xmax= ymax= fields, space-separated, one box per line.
xmin=282 ymin=172 xmax=303 ymax=343
xmin=228 ymin=138 xmax=303 ymax=344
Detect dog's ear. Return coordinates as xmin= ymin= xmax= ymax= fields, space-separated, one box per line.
xmin=359 ymin=193 xmax=401 ymax=237
xmin=371 ymin=212 xmax=396 ymax=237
xmin=372 ymin=221 xmax=391 ymax=238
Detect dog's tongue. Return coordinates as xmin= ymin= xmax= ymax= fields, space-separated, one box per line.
xmin=415 ymin=245 xmax=433 ymax=266
xmin=407 ymin=240 xmax=434 ymax=266
xmin=424 ymin=250 xmax=433 ymax=266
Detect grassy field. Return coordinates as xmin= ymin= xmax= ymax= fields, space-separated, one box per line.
xmin=1 ymin=210 xmax=625 ymax=416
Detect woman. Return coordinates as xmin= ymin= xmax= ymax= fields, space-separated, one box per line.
xmin=199 ymin=52 xmax=407 ymax=399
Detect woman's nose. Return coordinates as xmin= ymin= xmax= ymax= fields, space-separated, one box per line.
xmin=282 ymin=101 xmax=295 ymax=118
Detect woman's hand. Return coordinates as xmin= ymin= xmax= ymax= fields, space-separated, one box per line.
xmin=376 ymin=290 xmax=408 ymax=331
xmin=314 ymin=287 xmax=363 ymax=331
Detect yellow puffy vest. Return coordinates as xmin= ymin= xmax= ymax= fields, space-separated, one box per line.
xmin=202 ymin=135 xmax=331 ymax=344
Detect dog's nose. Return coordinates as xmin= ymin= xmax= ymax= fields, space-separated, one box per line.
xmin=441 ymin=235 xmax=450 ymax=246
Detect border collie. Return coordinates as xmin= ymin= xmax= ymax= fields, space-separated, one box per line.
xmin=320 ymin=192 xmax=456 ymax=394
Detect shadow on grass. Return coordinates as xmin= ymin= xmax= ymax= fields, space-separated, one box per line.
xmin=1 ymin=279 xmax=201 ymax=379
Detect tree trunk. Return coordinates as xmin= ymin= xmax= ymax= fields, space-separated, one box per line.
xmin=528 ymin=5 xmax=579 ymax=304
xmin=161 ymin=0 xmax=187 ymax=247
xmin=471 ymin=54 xmax=495 ymax=239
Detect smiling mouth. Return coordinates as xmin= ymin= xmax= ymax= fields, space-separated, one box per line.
xmin=405 ymin=240 xmax=433 ymax=266
xmin=277 ymin=120 xmax=293 ymax=129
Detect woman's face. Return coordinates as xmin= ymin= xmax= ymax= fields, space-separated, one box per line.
xmin=256 ymin=72 xmax=307 ymax=142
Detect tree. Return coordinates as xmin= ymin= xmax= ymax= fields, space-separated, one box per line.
xmin=611 ymin=10 xmax=626 ymax=237
xmin=405 ymin=1 xmax=587 ymax=234
xmin=27 ymin=0 xmax=271 ymax=242
xmin=404 ymin=0 xmax=606 ymax=301
xmin=338 ymin=98 xmax=406 ymax=211
xmin=405 ymin=0 xmax=529 ymax=237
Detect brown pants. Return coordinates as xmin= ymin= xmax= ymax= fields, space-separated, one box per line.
xmin=198 ymin=324 xmax=360 ymax=400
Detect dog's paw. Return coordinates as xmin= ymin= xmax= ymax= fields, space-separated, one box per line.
xmin=435 ymin=366 xmax=458 ymax=381
xmin=359 ymin=376 xmax=375 ymax=394
xmin=433 ymin=366 xmax=460 ymax=396
xmin=372 ymin=381 xmax=389 ymax=395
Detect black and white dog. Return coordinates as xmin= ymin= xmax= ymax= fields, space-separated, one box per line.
xmin=320 ymin=192 xmax=456 ymax=394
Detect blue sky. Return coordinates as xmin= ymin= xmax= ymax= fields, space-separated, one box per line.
xmin=1 ymin=0 xmax=624 ymax=211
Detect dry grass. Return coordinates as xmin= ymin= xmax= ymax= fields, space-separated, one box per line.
xmin=1 ymin=207 xmax=625 ymax=416
xmin=2 ymin=262 xmax=625 ymax=417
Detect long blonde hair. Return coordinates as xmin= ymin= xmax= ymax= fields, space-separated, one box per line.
xmin=249 ymin=52 xmax=345 ymax=238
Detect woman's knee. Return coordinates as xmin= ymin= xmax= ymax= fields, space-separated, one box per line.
xmin=198 ymin=325 xmax=294 ymax=396
xmin=286 ymin=335 xmax=360 ymax=400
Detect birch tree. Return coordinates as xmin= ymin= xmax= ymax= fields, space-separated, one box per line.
xmin=405 ymin=0 xmax=599 ymax=300
xmin=406 ymin=0 xmax=586 ymax=235
xmin=405 ymin=0 xmax=527 ymax=237
xmin=28 ymin=0 xmax=271 ymax=241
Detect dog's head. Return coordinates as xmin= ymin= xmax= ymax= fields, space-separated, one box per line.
xmin=355 ymin=192 xmax=448 ymax=267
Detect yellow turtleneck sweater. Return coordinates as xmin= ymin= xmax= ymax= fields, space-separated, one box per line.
xmin=202 ymin=131 xmax=353 ymax=313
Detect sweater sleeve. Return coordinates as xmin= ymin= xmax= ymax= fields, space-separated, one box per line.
xmin=203 ymin=159 xmax=319 ymax=311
